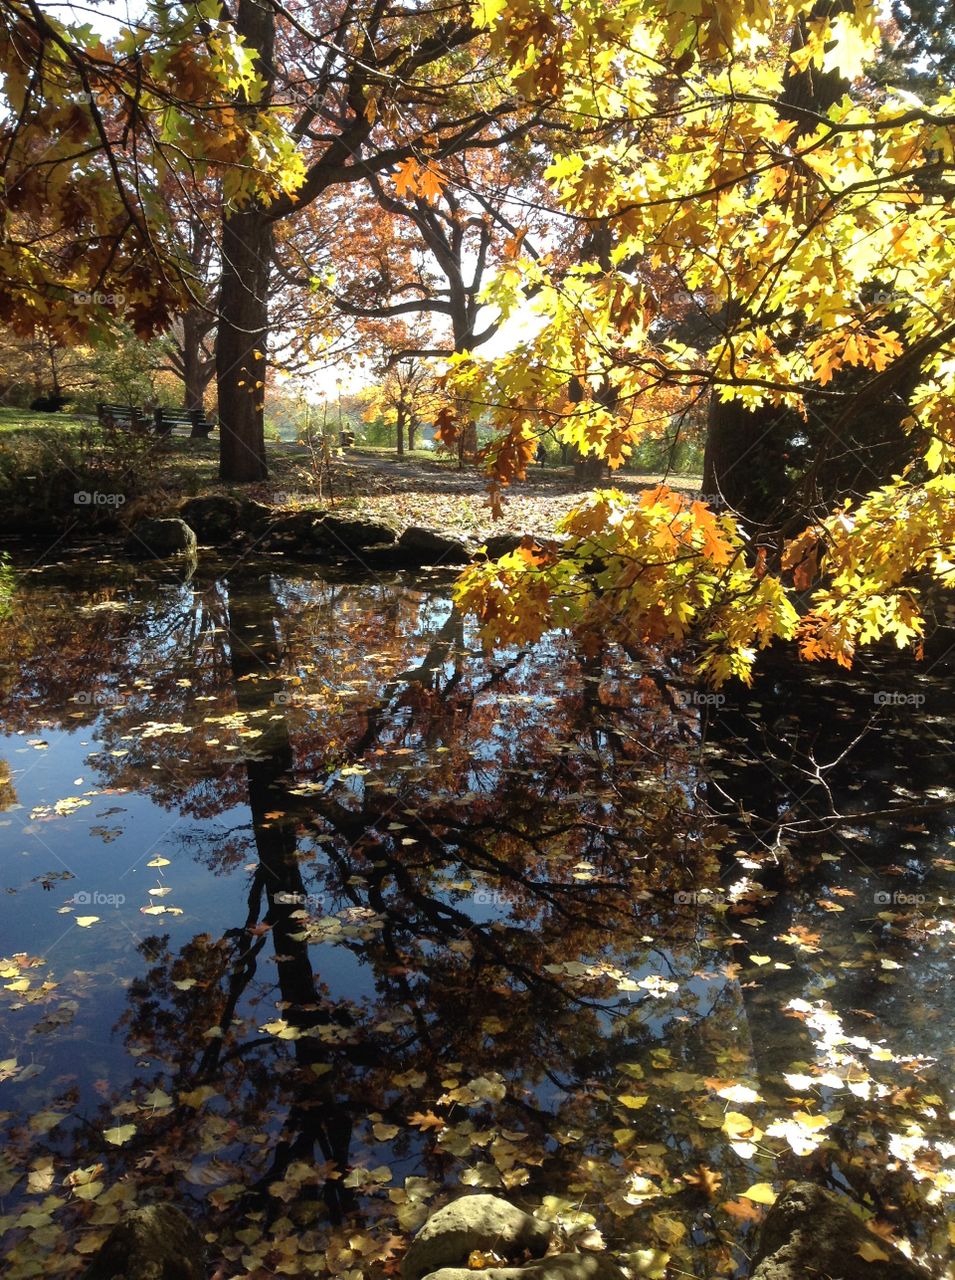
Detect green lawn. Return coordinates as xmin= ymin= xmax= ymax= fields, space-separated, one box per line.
xmin=0 ymin=407 xmax=91 ymax=435
xmin=350 ymin=444 xmax=459 ymax=465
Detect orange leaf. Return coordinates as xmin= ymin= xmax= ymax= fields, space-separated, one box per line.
xmin=408 ymin=1111 xmax=445 ymax=1131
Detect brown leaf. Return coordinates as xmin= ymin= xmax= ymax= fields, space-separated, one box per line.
xmin=682 ymin=1164 xmax=723 ymax=1199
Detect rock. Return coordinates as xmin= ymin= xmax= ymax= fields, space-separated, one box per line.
xmin=80 ymin=1203 xmax=206 ymax=1280
xmin=421 ymin=1256 xmax=626 ymax=1280
xmin=402 ymin=1195 xmax=552 ymax=1280
xmin=351 ymin=543 xmax=413 ymax=570
xmin=751 ymin=1182 xmax=931 ymax=1280
xmin=126 ymin=517 xmax=197 ymax=559
xmin=272 ymin=509 xmax=327 ymax=539
xmin=398 ymin=526 xmax=471 ymax=565
xmin=481 ymin=533 xmax=525 ymax=559
xmin=315 ymin=514 xmax=399 ymax=550
xmin=179 ymin=495 xmax=240 ymax=544
xmin=253 ymin=508 xmax=327 ymax=552
xmin=238 ymin=498 xmax=276 ymax=531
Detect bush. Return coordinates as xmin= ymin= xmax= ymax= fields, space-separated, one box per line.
xmin=0 ymin=420 xmax=156 ymax=532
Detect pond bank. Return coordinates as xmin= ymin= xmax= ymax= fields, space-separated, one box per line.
xmin=81 ymin=1188 xmax=934 ymax=1280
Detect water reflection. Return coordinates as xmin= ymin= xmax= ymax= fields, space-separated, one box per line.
xmin=0 ymin=558 xmax=952 ymax=1279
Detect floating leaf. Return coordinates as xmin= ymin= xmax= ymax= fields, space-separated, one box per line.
xmin=618 ymin=1094 xmax=649 ymax=1110
xmin=741 ymin=1182 xmax=777 ymax=1205
xmin=103 ymin=1124 xmax=136 ymax=1146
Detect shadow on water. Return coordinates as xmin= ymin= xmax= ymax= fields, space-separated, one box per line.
xmin=0 ymin=554 xmax=952 ymax=1278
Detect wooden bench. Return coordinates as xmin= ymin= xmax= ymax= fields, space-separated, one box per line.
xmin=153 ymin=408 xmax=217 ymax=438
xmin=97 ymin=402 xmax=148 ymax=430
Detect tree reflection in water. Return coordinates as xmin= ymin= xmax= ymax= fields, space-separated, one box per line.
xmin=0 ymin=558 xmax=952 ymax=1278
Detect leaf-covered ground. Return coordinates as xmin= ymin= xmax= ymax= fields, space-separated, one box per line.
xmin=0 ymin=410 xmax=701 ymax=542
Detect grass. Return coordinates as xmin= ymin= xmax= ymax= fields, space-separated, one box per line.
xmin=350 ymin=445 xmax=460 ymax=466
xmin=0 ymin=407 xmax=90 ymax=435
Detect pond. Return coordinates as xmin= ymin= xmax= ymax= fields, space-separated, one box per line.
xmin=0 ymin=551 xmax=953 ymax=1279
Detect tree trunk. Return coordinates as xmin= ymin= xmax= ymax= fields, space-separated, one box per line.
xmin=701 ymin=397 xmax=786 ymax=518
xmin=703 ymin=0 xmax=852 ymax=526
xmin=215 ymin=0 xmax=274 ymax=483
xmin=396 ymin=403 xmax=405 ymax=456
xmin=216 ymin=207 xmax=272 ymax=481
xmin=573 ymin=451 xmax=606 ymax=483
xmin=182 ymin=310 xmax=207 ymax=413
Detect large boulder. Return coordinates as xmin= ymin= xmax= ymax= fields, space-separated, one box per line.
xmin=422 ymin=1256 xmax=626 ymax=1280
xmin=751 ymin=1183 xmax=931 ymax=1280
xmin=80 ymin=1203 xmax=206 ymax=1280
xmin=179 ymin=495 xmax=240 ymax=544
xmin=402 ymin=1195 xmax=553 ymax=1280
xmin=238 ymin=498 xmax=276 ymax=532
xmin=398 ymin=526 xmax=471 ymax=565
xmin=315 ymin=514 xmax=399 ymax=551
xmin=126 ymin=517 xmax=197 ymax=559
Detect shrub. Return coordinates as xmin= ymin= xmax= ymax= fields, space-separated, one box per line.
xmin=0 ymin=420 xmax=156 ymax=532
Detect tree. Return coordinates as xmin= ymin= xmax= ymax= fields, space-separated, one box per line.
xmin=310 ymin=132 xmax=554 ymax=464
xmin=211 ymin=0 xmax=545 ymax=480
xmin=159 ymin=186 xmax=219 ymax=413
xmin=1 ymin=0 xmax=557 ymax=478
xmin=883 ymin=0 xmax=955 ymax=95
xmin=447 ymin=0 xmax=955 ymax=681
xmin=361 ymin=335 xmax=440 ymax=456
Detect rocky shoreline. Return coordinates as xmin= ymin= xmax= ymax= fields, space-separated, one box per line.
xmin=79 ymin=1186 xmax=935 ymax=1280
xmin=121 ymin=494 xmax=544 ymax=569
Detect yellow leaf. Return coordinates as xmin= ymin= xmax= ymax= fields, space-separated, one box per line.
xmin=75 ymin=916 xmax=100 ymax=928
xmin=618 ymin=1094 xmax=649 ymax=1110
xmin=741 ymin=1182 xmax=777 ymax=1205
xmin=103 ymin=1124 xmax=136 ymax=1146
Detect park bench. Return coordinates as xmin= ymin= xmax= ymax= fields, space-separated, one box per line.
xmin=97 ymin=402 xmax=148 ymax=430
xmin=153 ymin=408 xmax=217 ymax=438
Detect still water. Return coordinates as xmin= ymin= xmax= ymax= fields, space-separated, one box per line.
xmin=0 ymin=554 xmax=952 ymax=1278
